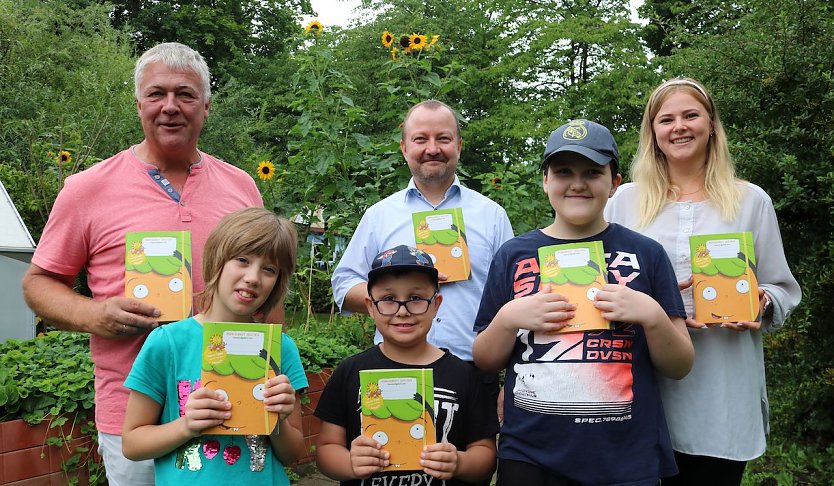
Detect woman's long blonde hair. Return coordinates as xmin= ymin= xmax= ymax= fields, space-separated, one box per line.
xmin=632 ymin=77 xmax=743 ymax=227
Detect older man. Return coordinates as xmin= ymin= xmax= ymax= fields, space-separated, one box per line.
xmin=22 ymin=43 xmax=262 ymax=485
xmin=332 ymin=100 xmax=513 ymax=362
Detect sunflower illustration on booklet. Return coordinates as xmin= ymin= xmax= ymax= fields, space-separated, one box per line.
xmin=360 ymin=369 xmax=435 ymax=471
xmin=537 ymin=241 xmax=611 ymax=333
xmin=125 ymin=231 xmax=192 ymax=322
xmin=690 ymin=232 xmax=758 ymax=324
xmin=201 ymin=322 xmax=283 ymax=435
xmin=412 ymin=208 xmax=470 ymax=282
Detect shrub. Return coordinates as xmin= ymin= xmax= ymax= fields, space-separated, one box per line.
xmin=0 ymin=331 xmax=102 ymax=484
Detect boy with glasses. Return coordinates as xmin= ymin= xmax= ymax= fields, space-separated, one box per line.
xmin=314 ymin=245 xmax=498 ymax=486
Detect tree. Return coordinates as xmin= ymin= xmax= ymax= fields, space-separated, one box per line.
xmin=107 ymin=0 xmax=313 ymax=87
xmin=639 ymin=0 xmax=749 ymax=56
xmin=0 ymin=0 xmax=137 ymax=237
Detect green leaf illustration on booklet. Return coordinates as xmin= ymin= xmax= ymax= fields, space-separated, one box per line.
xmin=538 ymin=241 xmax=610 ymax=333
xmin=690 ymin=232 xmax=759 ymax=324
xmin=201 ymin=322 xmax=282 ymax=435
xmin=125 ymin=231 xmax=192 ymax=322
xmin=360 ymin=369 xmax=435 ymax=471
xmin=412 ymin=208 xmax=470 ymax=282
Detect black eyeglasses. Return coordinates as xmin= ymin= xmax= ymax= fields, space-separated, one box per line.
xmin=371 ymin=292 xmax=437 ymax=316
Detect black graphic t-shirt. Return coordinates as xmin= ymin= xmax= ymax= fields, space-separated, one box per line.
xmin=314 ymin=346 xmax=499 ymax=486
xmin=474 ymin=224 xmax=686 ymax=485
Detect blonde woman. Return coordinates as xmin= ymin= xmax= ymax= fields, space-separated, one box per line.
xmin=605 ymin=78 xmax=801 ymax=484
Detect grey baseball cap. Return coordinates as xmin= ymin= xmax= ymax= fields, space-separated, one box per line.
xmin=541 ymin=119 xmax=620 ymax=175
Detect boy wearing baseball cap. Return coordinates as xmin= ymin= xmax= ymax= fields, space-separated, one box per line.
xmin=473 ymin=120 xmax=694 ymax=484
xmin=314 ymin=245 xmax=498 ymax=486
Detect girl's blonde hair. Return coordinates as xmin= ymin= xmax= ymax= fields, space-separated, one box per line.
xmin=198 ymin=208 xmax=297 ymax=319
xmin=632 ymin=77 xmax=743 ymax=227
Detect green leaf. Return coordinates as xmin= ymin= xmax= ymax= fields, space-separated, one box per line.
xmin=422 ymin=72 xmax=442 ymax=87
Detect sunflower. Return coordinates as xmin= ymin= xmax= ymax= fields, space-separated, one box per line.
xmin=57 ymin=150 xmax=71 ymax=165
xmin=391 ymin=47 xmax=399 ymax=60
xmin=429 ymin=34 xmax=440 ymax=47
xmin=381 ymin=31 xmax=394 ymax=48
xmin=409 ymin=33 xmax=427 ymax=50
xmin=305 ymin=20 xmax=323 ymax=35
xmin=256 ymin=160 xmax=276 ymax=181
xmin=399 ymin=35 xmax=411 ymax=48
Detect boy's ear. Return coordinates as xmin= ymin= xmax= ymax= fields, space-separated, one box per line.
xmin=433 ymin=293 xmax=443 ymax=312
xmin=364 ymin=295 xmax=375 ymax=315
xmin=609 ymin=173 xmax=623 ymax=197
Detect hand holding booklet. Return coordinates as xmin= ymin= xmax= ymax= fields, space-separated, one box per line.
xmin=124 ymin=231 xmax=192 ymax=322
xmin=201 ymin=322 xmax=282 ymax=435
xmin=359 ymin=368 xmax=435 ymax=471
xmin=537 ymin=241 xmax=610 ymax=333
xmin=690 ymin=232 xmax=759 ymax=324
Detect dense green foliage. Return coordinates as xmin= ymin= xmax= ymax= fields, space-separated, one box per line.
xmin=1 ymin=0 xmax=832 ymax=483
xmin=0 ymin=332 xmax=101 ymax=483
xmin=286 ymin=315 xmax=375 ymax=373
xmin=0 ymin=332 xmax=95 ymax=423
xmin=0 ymin=0 xmax=138 ymax=238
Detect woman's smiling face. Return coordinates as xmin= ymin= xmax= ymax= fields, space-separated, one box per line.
xmin=652 ymin=90 xmax=713 ymax=168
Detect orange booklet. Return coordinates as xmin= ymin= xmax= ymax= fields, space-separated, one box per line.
xmin=201 ymin=322 xmax=282 ymax=435
xmin=412 ymin=208 xmax=470 ymax=282
xmin=360 ymin=369 xmax=435 ymax=472
xmin=690 ymin=232 xmax=759 ymax=324
xmin=125 ymin=231 xmax=192 ymax=322
xmin=537 ymin=241 xmax=610 ymax=333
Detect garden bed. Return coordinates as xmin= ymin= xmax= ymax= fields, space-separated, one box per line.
xmin=0 ymin=415 xmax=99 ymax=485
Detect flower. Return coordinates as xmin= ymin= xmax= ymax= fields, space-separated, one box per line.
xmin=381 ymin=31 xmax=394 ymax=48
xmin=399 ymin=35 xmax=411 ymax=48
xmin=429 ymin=35 xmax=440 ymax=47
xmin=490 ymin=177 xmax=502 ymax=185
xmin=57 ymin=150 xmax=71 ymax=165
xmin=391 ymin=47 xmax=399 ymax=61
xmin=305 ymin=20 xmax=323 ymax=35
xmin=409 ymin=33 xmax=427 ymax=50
xmin=256 ymin=160 xmax=276 ymax=181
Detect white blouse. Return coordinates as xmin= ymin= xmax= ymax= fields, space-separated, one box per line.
xmin=605 ymin=181 xmax=802 ymax=460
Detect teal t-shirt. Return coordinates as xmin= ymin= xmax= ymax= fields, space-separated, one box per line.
xmin=125 ymin=317 xmax=308 ymax=485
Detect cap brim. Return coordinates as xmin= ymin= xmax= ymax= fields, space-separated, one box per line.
xmin=541 ymin=145 xmax=617 ymax=171
xmin=367 ymin=265 xmax=439 ymax=289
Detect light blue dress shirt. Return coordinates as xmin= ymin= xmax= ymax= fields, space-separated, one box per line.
xmin=332 ymin=176 xmax=514 ymax=361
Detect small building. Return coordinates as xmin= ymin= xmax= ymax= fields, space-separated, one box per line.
xmin=0 ymin=180 xmax=36 ymax=342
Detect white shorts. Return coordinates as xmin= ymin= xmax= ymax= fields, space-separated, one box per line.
xmin=97 ymin=432 xmax=155 ymax=486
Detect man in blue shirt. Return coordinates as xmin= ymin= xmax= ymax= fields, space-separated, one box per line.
xmin=331 ymin=100 xmax=513 ymax=362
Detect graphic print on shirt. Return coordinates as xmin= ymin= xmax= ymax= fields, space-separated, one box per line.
xmin=510 ymin=251 xmax=641 ymax=420
xmin=175 ymin=379 xmax=268 ymax=472
xmin=357 ymin=384 xmax=461 ymax=486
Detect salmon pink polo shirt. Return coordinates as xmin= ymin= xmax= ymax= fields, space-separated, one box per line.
xmin=31 ymin=148 xmax=262 ymax=434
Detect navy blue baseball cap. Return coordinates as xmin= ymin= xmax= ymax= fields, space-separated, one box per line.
xmin=541 ymin=119 xmax=620 ymax=176
xmin=367 ymin=245 xmax=439 ymax=291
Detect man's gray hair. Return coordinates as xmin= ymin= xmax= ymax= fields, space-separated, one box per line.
xmin=134 ymin=42 xmax=211 ymax=101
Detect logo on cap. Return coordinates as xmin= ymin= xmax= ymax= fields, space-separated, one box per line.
xmin=563 ymin=120 xmax=588 ymax=141
xmin=373 ymin=246 xmax=432 ymax=269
